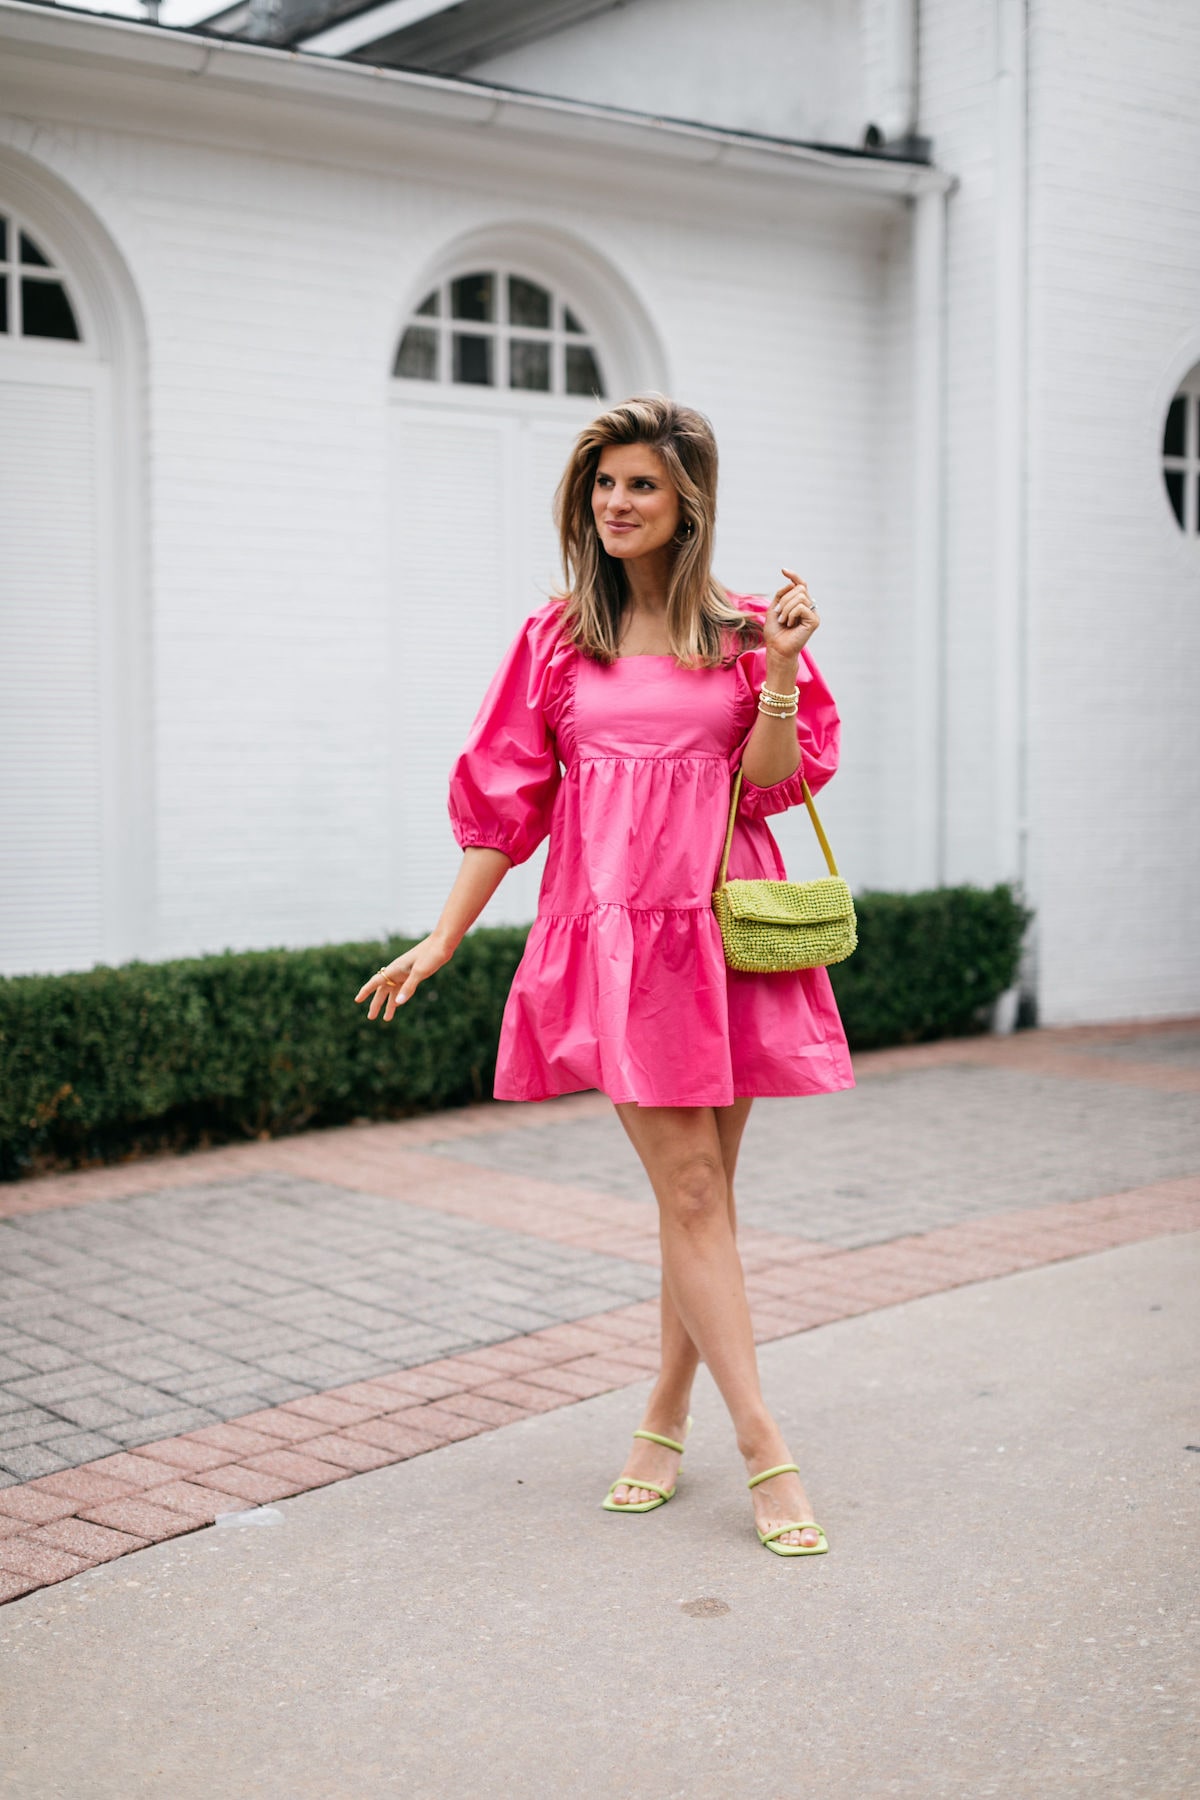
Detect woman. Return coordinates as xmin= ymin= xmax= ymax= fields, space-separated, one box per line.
xmin=356 ymin=395 xmax=854 ymax=1557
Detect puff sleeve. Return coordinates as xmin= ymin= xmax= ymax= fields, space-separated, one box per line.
xmin=730 ymin=603 xmax=842 ymax=821
xmin=448 ymin=605 xmax=566 ymax=866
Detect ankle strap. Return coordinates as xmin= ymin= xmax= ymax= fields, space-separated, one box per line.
xmin=747 ymin=1462 xmax=800 ymax=1490
xmin=633 ymin=1429 xmax=685 ymax=1454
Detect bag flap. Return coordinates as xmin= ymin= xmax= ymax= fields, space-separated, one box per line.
xmin=719 ymin=877 xmax=855 ymax=927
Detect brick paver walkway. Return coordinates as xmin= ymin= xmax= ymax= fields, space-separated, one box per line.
xmin=1 ymin=1021 xmax=1197 ymax=1604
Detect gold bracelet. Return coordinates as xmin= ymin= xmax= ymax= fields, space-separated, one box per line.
xmin=760 ymin=684 xmax=800 ymax=706
xmin=758 ymin=700 xmax=798 ymax=718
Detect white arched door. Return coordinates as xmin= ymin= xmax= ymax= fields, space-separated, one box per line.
xmin=0 ymin=210 xmax=115 ymax=975
xmin=388 ymin=265 xmax=608 ymax=933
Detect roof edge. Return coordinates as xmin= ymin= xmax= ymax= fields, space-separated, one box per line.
xmin=0 ymin=0 xmax=954 ymax=197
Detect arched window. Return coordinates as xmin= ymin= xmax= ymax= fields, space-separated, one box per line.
xmin=393 ymin=269 xmax=604 ymax=399
xmin=1162 ymin=362 xmax=1200 ymax=536
xmin=0 ymin=213 xmax=81 ymax=342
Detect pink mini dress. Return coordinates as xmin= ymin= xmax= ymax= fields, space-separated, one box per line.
xmin=448 ymin=596 xmax=855 ymax=1108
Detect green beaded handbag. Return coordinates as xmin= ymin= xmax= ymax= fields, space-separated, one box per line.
xmin=712 ymin=768 xmax=857 ymax=973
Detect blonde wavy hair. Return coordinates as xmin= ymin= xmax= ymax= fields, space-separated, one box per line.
xmin=554 ymin=394 xmax=762 ymax=667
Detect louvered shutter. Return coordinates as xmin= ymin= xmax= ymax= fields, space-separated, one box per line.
xmin=0 ymin=363 xmax=108 ymax=975
xmin=388 ymin=401 xmax=592 ymax=935
xmin=522 ymin=417 xmax=573 ymax=608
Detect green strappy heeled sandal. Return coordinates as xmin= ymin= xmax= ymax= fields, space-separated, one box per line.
xmin=601 ymin=1415 xmax=694 ymax=1513
xmin=747 ymin=1462 xmax=829 ymax=1557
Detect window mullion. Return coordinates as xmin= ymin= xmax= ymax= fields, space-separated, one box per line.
xmin=393 ymin=268 xmax=604 ymax=399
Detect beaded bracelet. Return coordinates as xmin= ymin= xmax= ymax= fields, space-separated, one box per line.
xmin=758 ymin=682 xmax=799 ymax=719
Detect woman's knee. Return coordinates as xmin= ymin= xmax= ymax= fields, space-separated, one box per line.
xmin=659 ymin=1148 xmax=727 ymax=1230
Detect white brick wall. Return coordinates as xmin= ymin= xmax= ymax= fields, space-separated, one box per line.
xmin=141 ymin=136 xmax=400 ymax=958
xmin=467 ymin=0 xmax=869 ymax=148
xmin=914 ymin=0 xmax=1200 ymax=1022
xmin=0 ymin=32 xmax=909 ymax=968
xmin=1024 ymin=0 xmax=1200 ymax=1022
xmin=638 ymin=194 xmax=914 ymax=889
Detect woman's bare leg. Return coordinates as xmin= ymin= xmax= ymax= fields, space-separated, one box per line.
xmin=607 ymin=1103 xmax=821 ymax=1549
xmin=608 ymin=1100 xmax=752 ymax=1507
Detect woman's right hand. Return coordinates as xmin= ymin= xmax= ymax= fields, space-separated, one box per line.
xmin=355 ymin=934 xmax=453 ymax=1021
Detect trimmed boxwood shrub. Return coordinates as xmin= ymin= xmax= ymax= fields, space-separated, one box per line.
xmin=830 ymin=883 xmax=1030 ymax=1050
xmin=0 ymin=885 xmax=1027 ymax=1179
xmin=0 ymin=930 xmax=527 ymax=1182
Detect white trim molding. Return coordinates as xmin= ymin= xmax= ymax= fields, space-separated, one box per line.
xmin=384 ymin=221 xmax=669 ymax=403
xmin=909 ymin=182 xmax=949 ymax=888
xmin=992 ymin=0 xmax=1030 ymax=894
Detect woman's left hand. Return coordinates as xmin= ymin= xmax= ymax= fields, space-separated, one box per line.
xmin=764 ymin=567 xmax=820 ymax=658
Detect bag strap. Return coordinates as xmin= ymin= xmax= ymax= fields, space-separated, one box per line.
xmin=717 ymin=766 xmax=841 ymax=888
xmin=800 ymin=776 xmax=841 ymax=879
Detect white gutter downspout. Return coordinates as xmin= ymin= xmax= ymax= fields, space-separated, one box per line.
xmin=911 ymin=178 xmax=948 ymax=888
xmin=904 ymin=0 xmax=947 ymax=890
xmin=993 ymin=0 xmax=1029 ymax=896
xmin=877 ymin=0 xmax=918 ymax=143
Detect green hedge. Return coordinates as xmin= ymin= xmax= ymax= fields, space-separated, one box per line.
xmin=830 ymin=883 xmax=1030 ymax=1050
xmin=0 ymin=930 xmax=528 ymax=1182
xmin=0 ymin=885 xmax=1027 ymax=1180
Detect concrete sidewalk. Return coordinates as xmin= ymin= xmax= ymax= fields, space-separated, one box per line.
xmin=2 ymin=1233 xmax=1196 ymax=1799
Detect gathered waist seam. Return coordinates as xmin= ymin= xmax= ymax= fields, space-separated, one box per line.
xmin=536 ymin=902 xmax=717 ymax=922
xmin=564 ymin=753 xmax=729 ymax=773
